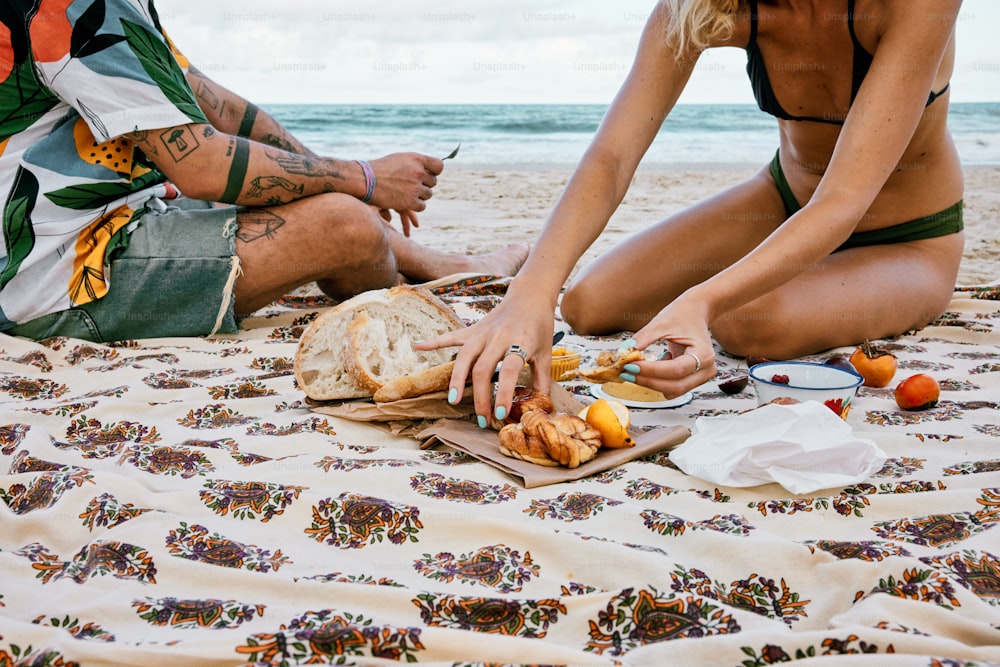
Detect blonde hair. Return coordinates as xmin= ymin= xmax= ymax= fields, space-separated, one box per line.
xmin=662 ymin=0 xmax=740 ymax=53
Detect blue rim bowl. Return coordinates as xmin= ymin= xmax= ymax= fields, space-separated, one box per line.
xmin=749 ymin=360 xmax=864 ymax=418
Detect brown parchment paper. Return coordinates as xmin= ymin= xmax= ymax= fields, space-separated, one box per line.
xmin=417 ymin=419 xmax=691 ymax=488
xmin=306 ymin=376 xmax=690 ymax=484
xmin=304 ymin=371 xmax=585 ymax=436
xmin=306 ymin=390 xmax=475 ymax=436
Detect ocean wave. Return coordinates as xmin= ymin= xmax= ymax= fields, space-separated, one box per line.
xmin=267 ymin=102 xmax=1000 ymax=165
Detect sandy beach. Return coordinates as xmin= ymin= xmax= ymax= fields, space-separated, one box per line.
xmin=418 ymin=164 xmax=999 ymax=287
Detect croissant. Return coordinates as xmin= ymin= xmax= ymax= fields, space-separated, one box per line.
xmin=529 ymin=410 xmax=602 ymax=468
xmin=505 ymin=387 xmax=556 ymax=425
xmin=578 ymin=348 xmax=646 ymax=383
xmin=499 ymin=408 xmax=602 ymax=469
xmin=498 ymin=421 xmax=560 ymax=467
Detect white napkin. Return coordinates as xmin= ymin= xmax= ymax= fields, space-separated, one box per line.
xmin=669 ymin=401 xmax=887 ymax=494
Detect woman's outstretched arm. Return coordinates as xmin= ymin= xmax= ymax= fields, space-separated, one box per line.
xmin=417 ymin=4 xmax=703 ymax=424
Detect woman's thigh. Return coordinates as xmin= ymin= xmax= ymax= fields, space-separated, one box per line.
xmin=562 ymin=165 xmax=788 ymax=334
xmin=712 ymin=232 xmax=965 ymax=359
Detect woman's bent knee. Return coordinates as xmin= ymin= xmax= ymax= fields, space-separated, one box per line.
xmin=563 ymin=278 xmax=663 ymax=337
xmin=710 ymin=290 xmax=803 ymax=359
xmin=562 ymin=280 xmax=615 ymax=336
xmin=711 ymin=314 xmax=777 ymax=359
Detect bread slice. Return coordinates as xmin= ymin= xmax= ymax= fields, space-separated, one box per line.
xmin=345 ymin=303 xmax=460 ymax=396
xmin=372 ymin=360 xmax=455 ymax=403
xmin=294 ymin=286 xmax=464 ymax=401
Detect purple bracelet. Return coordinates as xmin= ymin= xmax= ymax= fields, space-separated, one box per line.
xmin=355 ymin=159 xmax=376 ymax=204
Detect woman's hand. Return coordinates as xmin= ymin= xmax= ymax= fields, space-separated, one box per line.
xmin=415 ymin=291 xmax=556 ymax=428
xmin=624 ymin=293 xmax=718 ymax=398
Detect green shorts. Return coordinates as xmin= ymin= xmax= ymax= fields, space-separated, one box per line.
xmin=768 ymin=150 xmax=963 ymax=250
xmin=8 ymin=198 xmax=241 ymax=343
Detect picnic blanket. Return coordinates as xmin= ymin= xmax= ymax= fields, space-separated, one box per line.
xmin=1 ymin=276 xmax=998 ymax=666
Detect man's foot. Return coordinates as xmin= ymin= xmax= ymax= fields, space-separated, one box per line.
xmin=462 ymin=241 xmax=530 ymax=278
xmin=395 ymin=241 xmax=530 ymax=283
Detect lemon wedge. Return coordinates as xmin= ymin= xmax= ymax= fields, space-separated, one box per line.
xmin=579 ymin=398 xmax=634 ymax=448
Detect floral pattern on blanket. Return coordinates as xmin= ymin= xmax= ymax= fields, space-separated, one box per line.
xmin=0 ymin=277 xmax=998 ymax=666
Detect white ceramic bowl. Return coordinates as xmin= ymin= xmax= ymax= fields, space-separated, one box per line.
xmin=749 ymin=361 xmax=863 ymax=419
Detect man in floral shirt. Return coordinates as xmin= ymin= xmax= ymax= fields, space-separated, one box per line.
xmin=0 ymin=0 xmax=525 ymax=341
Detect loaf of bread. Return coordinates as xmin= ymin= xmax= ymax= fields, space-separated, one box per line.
xmin=294 ymin=286 xmax=465 ymax=401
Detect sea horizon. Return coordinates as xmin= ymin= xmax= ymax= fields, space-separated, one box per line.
xmin=265 ymin=102 xmax=1000 ymax=167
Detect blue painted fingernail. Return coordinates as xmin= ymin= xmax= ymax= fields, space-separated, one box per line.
xmin=620 ymin=373 xmax=636 ymax=383
xmin=494 ymin=406 xmax=507 ymax=421
xmin=619 ymin=338 xmax=637 ymax=350
xmin=477 ymin=415 xmax=488 ymax=429
xmin=413 ymin=340 xmax=425 ymax=345
xmin=623 ymin=364 xmax=641 ymax=374
xmin=448 ymin=387 xmax=459 ymax=404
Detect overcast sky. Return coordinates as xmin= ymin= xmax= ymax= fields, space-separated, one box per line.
xmin=156 ymin=0 xmax=1000 ymax=105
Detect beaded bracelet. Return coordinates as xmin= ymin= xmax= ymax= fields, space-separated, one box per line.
xmin=355 ymin=160 xmax=376 ymax=204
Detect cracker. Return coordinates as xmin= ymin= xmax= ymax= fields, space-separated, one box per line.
xmin=601 ymin=381 xmax=668 ymax=403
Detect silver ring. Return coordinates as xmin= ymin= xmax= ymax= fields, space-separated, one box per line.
xmin=504 ymin=345 xmax=529 ymax=365
xmin=683 ymin=351 xmax=702 ymax=373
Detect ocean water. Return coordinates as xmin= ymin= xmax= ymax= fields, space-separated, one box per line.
xmin=266 ymin=103 xmax=1000 ymax=167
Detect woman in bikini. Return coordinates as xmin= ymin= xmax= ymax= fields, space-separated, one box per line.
xmin=419 ymin=0 xmax=964 ymax=429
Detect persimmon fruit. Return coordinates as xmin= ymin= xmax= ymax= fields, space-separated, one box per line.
xmin=849 ymin=340 xmax=897 ymax=388
xmin=894 ymin=374 xmax=940 ymax=411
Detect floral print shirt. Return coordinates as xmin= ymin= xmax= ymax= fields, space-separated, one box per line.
xmin=0 ymin=0 xmax=207 ymax=329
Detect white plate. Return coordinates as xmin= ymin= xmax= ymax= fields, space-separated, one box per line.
xmin=589 ymin=383 xmax=694 ymax=409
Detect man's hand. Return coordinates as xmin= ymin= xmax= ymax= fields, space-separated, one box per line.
xmin=379 ymin=209 xmax=421 ymax=237
xmin=367 ymin=153 xmax=444 ymax=214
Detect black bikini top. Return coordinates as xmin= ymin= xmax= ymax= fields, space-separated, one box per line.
xmin=745 ymin=0 xmax=949 ymax=125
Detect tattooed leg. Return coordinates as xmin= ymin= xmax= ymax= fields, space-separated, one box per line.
xmin=231 ymin=194 xmax=397 ymax=312
xmin=235 ymin=209 xmax=286 ymax=243
xmin=230 ymin=193 xmax=529 ymax=314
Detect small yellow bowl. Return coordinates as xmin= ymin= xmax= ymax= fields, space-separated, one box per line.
xmin=551 ymin=343 xmax=583 ymax=381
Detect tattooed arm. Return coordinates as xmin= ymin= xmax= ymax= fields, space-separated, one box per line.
xmin=174 ymin=66 xmax=443 ymax=234
xmin=186 ymin=66 xmax=313 ymax=155
xmin=127 ymin=123 xmax=439 ymax=212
